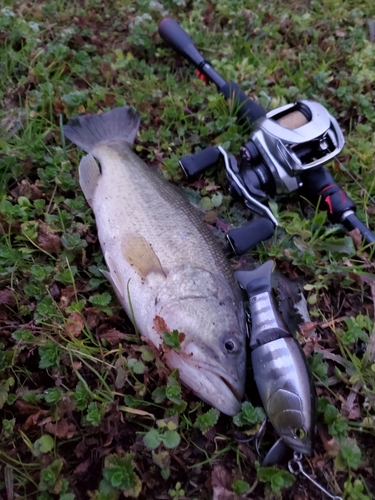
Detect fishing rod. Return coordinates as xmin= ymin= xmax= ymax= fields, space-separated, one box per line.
xmin=159 ymin=18 xmax=375 ymax=254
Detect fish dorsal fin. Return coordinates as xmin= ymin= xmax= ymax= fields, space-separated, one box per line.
xmin=79 ymin=154 xmax=101 ymax=207
xmin=122 ymin=234 xmax=166 ymax=280
xmin=103 ymin=251 xmax=125 ymax=300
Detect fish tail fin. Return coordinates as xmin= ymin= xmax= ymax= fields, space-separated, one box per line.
xmin=63 ymin=106 xmax=141 ymax=153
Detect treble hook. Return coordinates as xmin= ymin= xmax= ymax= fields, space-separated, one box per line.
xmin=235 ymin=418 xmax=267 ymax=445
xmin=288 ymin=452 xmax=343 ymax=500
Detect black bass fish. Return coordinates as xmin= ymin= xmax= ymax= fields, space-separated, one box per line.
xmin=64 ymin=106 xmax=246 ymax=416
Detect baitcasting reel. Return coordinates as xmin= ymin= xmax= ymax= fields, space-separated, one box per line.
xmin=159 ymin=18 xmax=375 ymax=254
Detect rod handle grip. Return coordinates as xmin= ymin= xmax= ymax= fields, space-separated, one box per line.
xmin=159 ymin=18 xmax=205 ymax=67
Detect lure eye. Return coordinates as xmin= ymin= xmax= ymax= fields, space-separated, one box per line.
xmin=294 ymin=427 xmax=307 ymax=441
xmin=224 ymin=339 xmax=237 ymax=353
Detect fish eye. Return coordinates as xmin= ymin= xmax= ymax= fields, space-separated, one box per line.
xmin=224 ymin=339 xmax=237 ymax=353
xmin=294 ymin=427 xmax=306 ymax=441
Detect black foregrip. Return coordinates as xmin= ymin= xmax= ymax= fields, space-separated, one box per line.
xmin=158 ymin=18 xmax=205 ymax=67
xmin=227 ymin=217 xmax=275 ymax=254
xmin=301 ymin=167 xmax=355 ymax=222
xmin=219 ymin=81 xmax=266 ymax=126
xmin=302 ymin=167 xmax=375 ymax=247
xmin=342 ymin=213 xmax=375 ymax=245
xmin=179 ymin=146 xmax=221 ymax=178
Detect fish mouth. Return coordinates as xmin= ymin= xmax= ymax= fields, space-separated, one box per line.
xmin=164 ymin=350 xmax=243 ymax=416
xmin=217 ymin=373 xmax=243 ymax=402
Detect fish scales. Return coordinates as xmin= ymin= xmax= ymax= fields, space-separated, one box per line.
xmin=64 ymin=106 xmax=247 ymax=416
xmin=92 ymin=143 xmax=233 ymax=280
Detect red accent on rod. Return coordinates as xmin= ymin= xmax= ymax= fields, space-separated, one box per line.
xmin=325 ymin=196 xmax=333 ymax=214
xmin=195 ymin=69 xmax=209 ymax=84
xmin=320 ymin=184 xmax=335 ymax=194
xmin=340 ymin=190 xmax=347 ymax=203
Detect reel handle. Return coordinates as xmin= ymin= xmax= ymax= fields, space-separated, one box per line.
xmin=159 ymin=18 xmax=266 ymax=126
xmin=227 ymin=217 xmax=275 ymax=254
xmin=179 ymin=146 xmax=221 ymax=178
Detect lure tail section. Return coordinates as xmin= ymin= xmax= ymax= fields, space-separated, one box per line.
xmin=235 ymin=260 xmax=289 ymax=349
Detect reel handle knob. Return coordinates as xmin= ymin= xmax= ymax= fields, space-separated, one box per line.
xmin=179 ymin=146 xmax=221 ymax=178
xmin=227 ymin=217 xmax=275 ymax=254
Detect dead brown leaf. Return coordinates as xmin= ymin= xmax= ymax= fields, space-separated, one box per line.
xmin=74 ymin=457 xmax=92 ymax=476
xmin=302 ymin=336 xmax=318 ymax=357
xmin=99 ymin=328 xmax=127 ymax=345
xmin=204 ymin=210 xmax=218 ymax=223
xmin=104 ymin=93 xmax=116 ymax=107
xmin=317 ymin=424 xmax=340 ymax=457
xmin=238 ymin=442 xmax=256 ymax=462
xmin=211 ymin=465 xmax=235 ymax=500
xmin=205 ymin=184 xmax=221 ymax=192
xmin=53 ymin=100 xmax=66 ymax=114
xmin=11 ymin=179 xmax=42 ymax=201
xmin=23 ymin=410 xmax=49 ymax=430
xmin=189 ymin=178 xmax=206 ymax=190
xmin=0 ymin=289 xmax=16 ymax=308
xmin=72 ymin=361 xmax=82 ymax=370
xmin=59 ymin=285 xmax=76 ymax=311
xmin=84 ymin=307 xmax=103 ymax=329
xmin=341 ymin=402 xmax=361 ymax=420
xmin=311 ymin=454 xmax=327 ymax=472
xmin=278 ymin=260 xmax=300 ymax=280
xmin=45 ymin=418 xmax=76 ymax=439
xmin=38 ymin=223 xmax=61 ymax=254
xmin=49 ymin=283 xmax=61 ymax=300
xmin=299 ymin=321 xmax=317 ymax=337
xmin=14 ymin=400 xmax=40 ymax=415
xmin=153 ymin=315 xmax=169 ymax=334
xmin=56 ymin=395 xmax=77 ymax=417
xmin=66 ymin=312 xmax=85 ymax=337
xmin=74 ymin=438 xmax=89 ymax=459
xmin=153 ymin=315 xmax=186 ymax=351
xmin=349 ymin=228 xmax=362 ymax=248
xmin=341 ymin=381 xmax=361 ymax=420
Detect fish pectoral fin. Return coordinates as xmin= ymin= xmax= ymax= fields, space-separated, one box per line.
xmin=122 ymin=234 xmax=166 ymax=280
xmin=79 ymin=153 xmax=101 ymax=207
xmin=102 ymin=251 xmax=125 ymax=300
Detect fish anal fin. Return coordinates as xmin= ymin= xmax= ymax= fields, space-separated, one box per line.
xmin=122 ymin=234 xmax=166 ymax=280
xmin=79 ymin=154 xmax=101 ymax=207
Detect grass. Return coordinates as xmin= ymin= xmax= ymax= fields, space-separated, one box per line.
xmin=1 ymin=0 xmax=375 ymax=498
